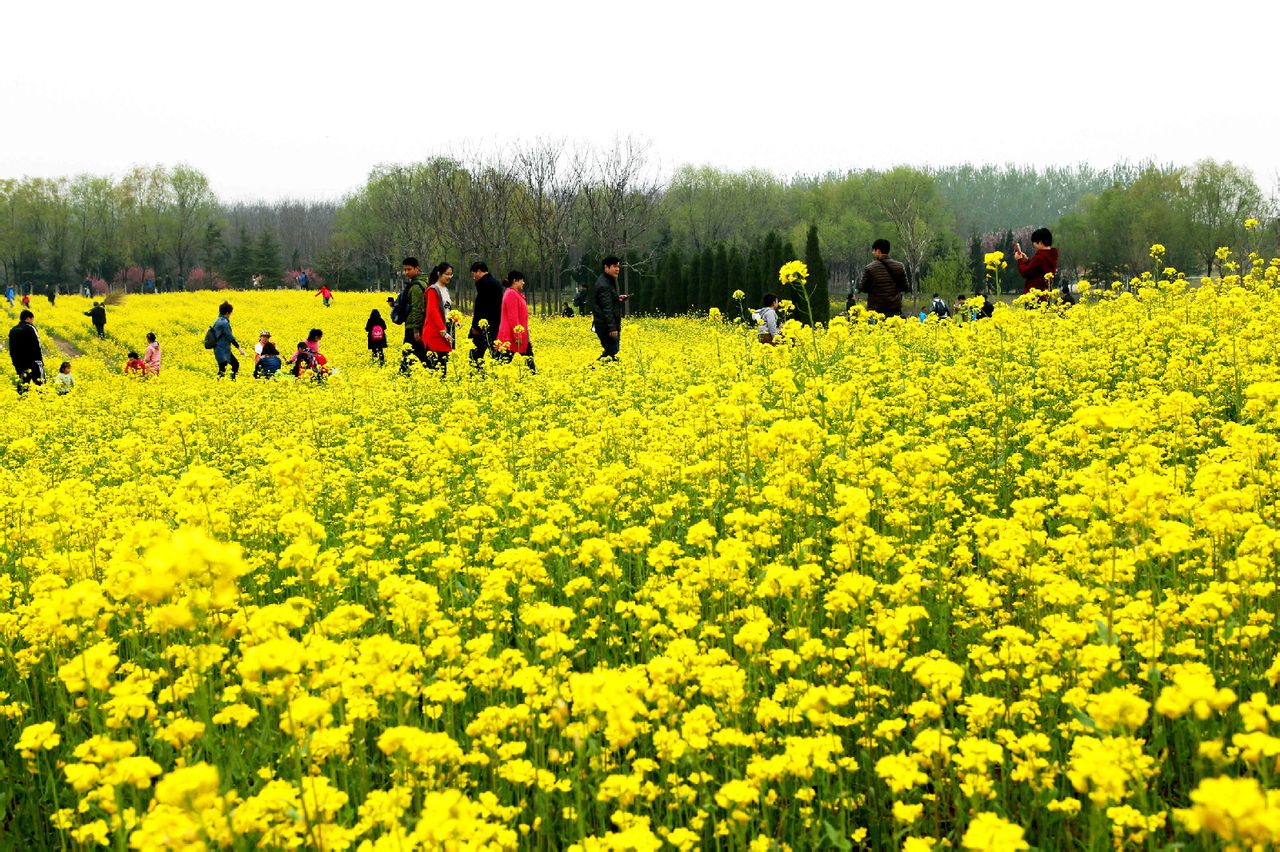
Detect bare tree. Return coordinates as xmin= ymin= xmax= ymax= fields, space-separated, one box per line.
xmin=867 ymin=167 xmax=949 ymax=292
xmin=514 ymin=138 xmax=586 ymax=314
xmin=168 ymin=165 xmax=217 ymax=279
xmin=580 ymin=136 xmax=664 ymax=297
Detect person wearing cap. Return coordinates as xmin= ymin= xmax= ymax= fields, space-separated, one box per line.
xmin=254 ymin=330 xmax=271 ymax=365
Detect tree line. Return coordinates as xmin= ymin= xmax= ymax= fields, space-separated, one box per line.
xmin=2 ymin=142 xmax=1275 ymax=315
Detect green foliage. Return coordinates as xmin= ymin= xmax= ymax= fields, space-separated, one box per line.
xmin=802 ymin=225 xmax=830 ymax=325
xmin=254 ymin=229 xmax=283 ymax=280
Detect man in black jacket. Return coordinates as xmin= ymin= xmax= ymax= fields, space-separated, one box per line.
xmin=593 ymin=256 xmax=628 ymax=360
xmin=468 ymin=261 xmax=504 ymax=366
xmin=858 ymin=239 xmax=909 ymax=319
xmin=8 ymin=310 xmax=44 ymax=391
xmin=85 ymin=302 xmax=107 ymax=338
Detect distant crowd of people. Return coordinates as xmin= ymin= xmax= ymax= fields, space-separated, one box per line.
xmin=5 ymin=232 xmax=1060 ymax=393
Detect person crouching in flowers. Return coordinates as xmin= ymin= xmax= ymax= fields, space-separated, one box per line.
xmin=53 ymin=361 xmax=74 ymax=395
xmin=124 ymin=351 xmax=146 ymax=376
xmin=754 ymin=293 xmax=781 ymax=344
xmin=421 ymin=262 xmax=455 ymax=375
xmin=254 ymin=342 xmax=282 ymax=378
xmin=288 ymin=341 xmax=324 ymax=381
xmin=496 ymin=270 xmax=535 ymax=372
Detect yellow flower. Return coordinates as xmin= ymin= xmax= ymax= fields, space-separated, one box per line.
xmin=15 ymin=721 xmax=60 ymax=758
xmin=778 ymin=260 xmax=808 ymax=285
xmin=962 ymin=813 xmax=1029 ymax=851
xmin=1150 ymin=243 xmax=1166 ymax=259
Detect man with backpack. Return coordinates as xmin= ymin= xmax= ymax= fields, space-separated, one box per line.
xmin=858 ymin=239 xmax=909 ymax=319
xmin=205 ymin=301 xmax=246 ymax=379
xmin=930 ymin=294 xmax=950 ymax=319
xmin=394 ymin=257 xmax=429 ymax=373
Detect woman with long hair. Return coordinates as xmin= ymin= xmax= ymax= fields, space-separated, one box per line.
xmin=421 ymin=262 xmax=455 ymax=374
xmin=496 ymin=270 xmax=535 ymax=373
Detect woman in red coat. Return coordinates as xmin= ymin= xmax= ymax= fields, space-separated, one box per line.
xmin=421 ymin=262 xmax=455 ymax=373
xmin=1015 ymin=228 xmax=1060 ymax=295
xmin=496 ymin=270 xmax=535 ymax=373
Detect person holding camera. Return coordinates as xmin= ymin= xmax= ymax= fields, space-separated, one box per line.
xmin=1015 ymin=228 xmax=1059 ymax=295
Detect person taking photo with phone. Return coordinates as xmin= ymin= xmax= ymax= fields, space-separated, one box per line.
xmin=1015 ymin=228 xmax=1059 ymax=295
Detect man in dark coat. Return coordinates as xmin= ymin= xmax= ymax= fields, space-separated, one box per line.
xmin=85 ymin=302 xmax=107 ymax=338
xmin=592 ymin=256 xmax=628 ymax=360
xmin=858 ymin=239 xmax=909 ymax=319
xmin=8 ymin=310 xmax=45 ymax=391
xmin=467 ymin=261 xmax=505 ymax=366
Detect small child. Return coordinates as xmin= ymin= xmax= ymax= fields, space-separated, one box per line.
xmin=124 ymin=351 xmax=146 ymax=375
xmin=53 ymin=361 xmax=74 ymax=395
xmin=289 ymin=341 xmax=319 ymax=379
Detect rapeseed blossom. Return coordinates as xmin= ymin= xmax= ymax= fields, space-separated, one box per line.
xmin=3 ymin=255 xmax=1280 ymax=848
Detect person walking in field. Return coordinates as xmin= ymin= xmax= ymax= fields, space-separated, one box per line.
xmin=421 ymin=262 xmax=455 ymax=374
xmin=467 ymin=261 xmax=504 ymax=367
xmin=210 ymin=301 xmax=246 ymax=380
xmin=4 ymin=285 xmax=13 ymax=307
xmin=315 ymin=283 xmax=333 ymax=307
xmin=85 ymin=302 xmax=107 ymax=338
xmin=496 ymin=270 xmax=535 ymax=372
xmin=1015 ymin=228 xmax=1059 ymax=295
xmin=8 ymin=310 xmax=44 ymax=392
xmin=366 ymin=309 xmax=388 ymax=366
xmin=143 ymin=332 xmax=161 ymax=376
xmin=592 ymin=256 xmax=628 ymax=361
xmin=858 ymin=239 xmax=909 ymax=319
xmin=399 ymin=257 xmax=429 ymax=374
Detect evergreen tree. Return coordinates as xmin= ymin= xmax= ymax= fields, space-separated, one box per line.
xmin=803 ymin=224 xmax=831 ymax=325
xmin=665 ymin=249 xmax=686 ymax=314
xmin=225 ymin=226 xmax=255 ymax=290
xmin=697 ymin=246 xmax=714 ymax=311
xmin=968 ymin=237 xmax=985 ymax=291
xmin=685 ymin=252 xmax=702 ymax=313
xmin=254 ymin=229 xmax=283 ymax=282
xmin=746 ymin=242 xmax=766 ymax=308
xmin=727 ymin=246 xmax=747 ymax=318
xmin=711 ymin=244 xmax=729 ymax=314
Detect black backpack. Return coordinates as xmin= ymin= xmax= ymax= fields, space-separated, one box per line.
xmin=390 ymin=281 xmax=421 ymax=325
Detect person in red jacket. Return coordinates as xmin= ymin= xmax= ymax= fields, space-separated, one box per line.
xmin=421 ymin=262 xmax=455 ymax=374
xmin=1015 ymin=228 xmax=1060 ymax=295
xmin=496 ymin=270 xmax=535 ymax=373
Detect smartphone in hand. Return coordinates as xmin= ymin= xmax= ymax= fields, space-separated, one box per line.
xmin=1015 ymin=242 xmax=1023 ymax=255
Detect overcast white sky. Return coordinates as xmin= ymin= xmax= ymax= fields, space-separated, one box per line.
xmin=4 ymin=0 xmax=1277 ymax=201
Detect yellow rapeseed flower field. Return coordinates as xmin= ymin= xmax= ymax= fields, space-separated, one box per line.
xmin=5 ymin=254 xmax=1280 ymax=850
